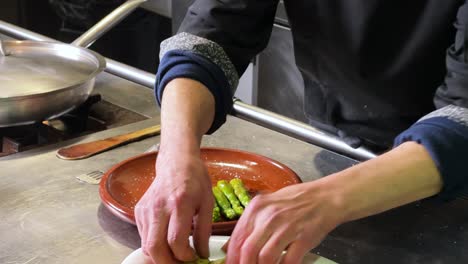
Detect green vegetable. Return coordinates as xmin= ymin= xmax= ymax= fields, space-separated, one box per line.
xmin=194 ymin=258 xmax=210 ymax=264
xmin=229 ymin=178 xmax=251 ymax=207
xmin=184 ymin=258 xmax=210 ymax=264
xmin=212 ymin=202 xmax=221 ymax=222
xmin=217 ymin=180 xmax=244 ymax=216
xmin=212 ymin=186 xmax=237 ymax=220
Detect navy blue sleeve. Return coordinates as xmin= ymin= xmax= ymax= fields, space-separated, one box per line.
xmin=155 ymin=50 xmax=233 ymax=134
xmin=394 ymin=116 xmax=468 ymax=201
xmin=400 ymin=2 xmax=468 ymax=201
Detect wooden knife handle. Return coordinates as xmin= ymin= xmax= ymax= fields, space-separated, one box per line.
xmin=56 ymin=125 xmax=161 ymax=160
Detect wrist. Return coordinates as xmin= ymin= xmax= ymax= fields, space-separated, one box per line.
xmin=155 ymin=137 xmax=207 ymax=180
xmin=319 ymin=173 xmax=355 ymax=225
xmin=159 ymin=128 xmax=202 ymax=157
xmin=302 ymin=179 xmax=350 ymax=226
xmin=314 ymin=168 xmax=382 ymax=225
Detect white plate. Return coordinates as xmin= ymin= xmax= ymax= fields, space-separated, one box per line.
xmin=122 ymin=236 xmax=337 ymax=264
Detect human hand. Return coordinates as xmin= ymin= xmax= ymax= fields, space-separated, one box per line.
xmin=135 ymin=149 xmax=214 ymax=263
xmin=226 ymin=181 xmax=344 ymax=264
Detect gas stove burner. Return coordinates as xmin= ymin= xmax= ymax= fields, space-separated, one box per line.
xmin=0 ymin=124 xmax=47 ymax=156
xmin=48 ymin=94 xmax=106 ymax=134
xmin=0 ymin=94 xmax=106 ymax=157
xmin=0 ymin=93 xmax=149 ymax=158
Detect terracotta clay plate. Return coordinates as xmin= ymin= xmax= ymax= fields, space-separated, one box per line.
xmin=99 ymin=147 xmax=302 ymax=235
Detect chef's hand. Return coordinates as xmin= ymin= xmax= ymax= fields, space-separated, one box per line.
xmin=135 ymin=149 xmax=213 ymax=263
xmin=135 ymin=78 xmax=216 ymax=263
xmin=226 ymin=142 xmax=444 ymax=264
xmin=226 ymin=181 xmax=344 ymax=264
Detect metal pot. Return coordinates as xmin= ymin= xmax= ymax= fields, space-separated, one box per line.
xmin=0 ymin=0 xmax=147 ymax=127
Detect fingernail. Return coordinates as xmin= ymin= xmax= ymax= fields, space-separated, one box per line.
xmin=221 ymin=238 xmax=230 ymax=253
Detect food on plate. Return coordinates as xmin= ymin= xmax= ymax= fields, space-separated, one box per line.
xmin=212 ymin=179 xmax=253 ymax=222
xmin=212 ymin=202 xmax=221 ymax=222
xmin=217 ymin=180 xmax=244 ymax=216
xmin=213 ymin=186 xmax=237 ymax=220
xmin=229 ymin=178 xmax=251 ymax=207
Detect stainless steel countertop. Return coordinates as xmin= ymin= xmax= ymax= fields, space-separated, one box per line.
xmin=2 ymin=72 xmax=468 ymax=264
xmin=0 ymin=71 xmax=352 ymax=264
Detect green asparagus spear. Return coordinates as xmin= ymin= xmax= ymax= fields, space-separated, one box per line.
xmin=194 ymin=258 xmax=210 ymax=264
xmin=212 ymin=202 xmax=221 ymax=222
xmin=217 ymin=180 xmax=244 ymax=216
xmin=184 ymin=257 xmax=211 ymax=264
xmin=229 ymin=178 xmax=251 ymax=207
xmin=212 ymin=186 xmax=237 ymax=220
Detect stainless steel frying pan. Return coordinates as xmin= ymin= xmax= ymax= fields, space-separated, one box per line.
xmin=0 ymin=0 xmax=147 ymax=127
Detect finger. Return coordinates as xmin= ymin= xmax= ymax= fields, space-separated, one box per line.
xmin=146 ymin=212 xmax=177 ymax=264
xmin=227 ymin=197 xmax=263 ymax=264
xmin=135 ymin=206 xmax=148 ymax=255
xmin=143 ymin=253 xmax=155 ymax=264
xmin=221 ymin=238 xmax=230 ymax=253
xmin=137 ymin=222 xmax=148 ymax=255
xmin=226 ymin=218 xmax=251 ymax=264
xmin=193 ymin=199 xmax=213 ymax=258
xmin=239 ymin=228 xmax=272 ymax=264
xmin=167 ymin=205 xmax=196 ymax=261
xmin=258 ymin=229 xmax=296 ymax=264
xmin=279 ymin=240 xmax=310 ymax=264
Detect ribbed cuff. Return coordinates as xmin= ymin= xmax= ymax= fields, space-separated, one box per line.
xmin=155 ymin=50 xmax=234 ymax=134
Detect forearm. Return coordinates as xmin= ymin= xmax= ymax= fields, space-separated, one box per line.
xmin=159 ymin=78 xmax=215 ymax=154
xmin=318 ymin=141 xmax=443 ymax=223
xmin=137 ymin=82 xmax=217 ymax=263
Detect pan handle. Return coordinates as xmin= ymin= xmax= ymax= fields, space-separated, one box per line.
xmin=0 ymin=38 xmax=7 ymax=56
xmin=71 ymin=0 xmax=147 ymax=48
